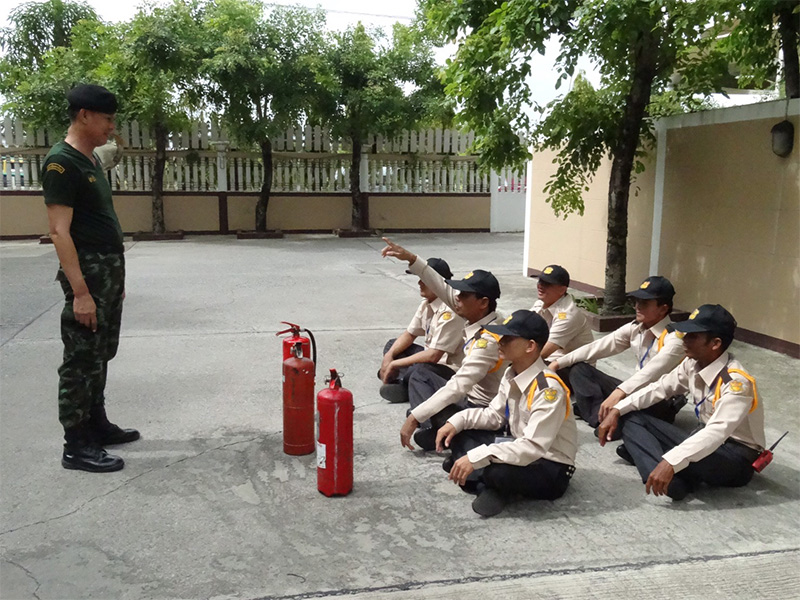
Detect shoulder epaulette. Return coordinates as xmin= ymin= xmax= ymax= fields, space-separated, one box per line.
xmin=712 ymin=366 xmax=758 ymax=413
xmin=527 ymin=371 xmax=571 ymax=419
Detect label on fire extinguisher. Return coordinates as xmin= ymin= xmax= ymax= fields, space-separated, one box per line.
xmin=316 ymin=441 xmax=326 ymax=468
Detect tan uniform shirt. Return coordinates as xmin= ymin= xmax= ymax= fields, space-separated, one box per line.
xmin=531 ymin=294 xmax=594 ymax=361
xmin=556 ymin=316 xmax=685 ymax=395
xmin=616 ymin=352 xmax=766 ymax=473
xmin=406 ymin=297 xmax=466 ymax=370
xmin=448 ymin=358 xmax=577 ymax=469
xmin=407 ymin=258 xmax=506 ymax=423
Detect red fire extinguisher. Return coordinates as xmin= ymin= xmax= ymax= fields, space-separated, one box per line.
xmin=282 ymin=341 xmax=316 ymax=455
xmin=276 ymin=321 xmax=317 ymax=364
xmin=317 ymin=369 xmax=354 ymax=497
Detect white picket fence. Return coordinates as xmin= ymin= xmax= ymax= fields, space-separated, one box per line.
xmin=1 ymin=118 xmax=516 ymax=194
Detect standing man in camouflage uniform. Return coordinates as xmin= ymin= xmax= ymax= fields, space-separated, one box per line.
xmin=43 ymin=84 xmax=139 ymax=473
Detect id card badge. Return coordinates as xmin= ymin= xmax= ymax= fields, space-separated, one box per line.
xmin=494 ymin=436 xmax=514 ymax=444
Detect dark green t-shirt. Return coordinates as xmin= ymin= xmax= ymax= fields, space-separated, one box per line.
xmin=42 ymin=141 xmax=124 ymax=254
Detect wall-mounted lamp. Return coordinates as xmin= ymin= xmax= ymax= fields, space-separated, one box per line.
xmin=771 ymin=120 xmax=794 ymax=157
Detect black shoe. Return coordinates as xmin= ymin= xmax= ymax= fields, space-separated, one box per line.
xmin=472 ymin=488 xmax=507 ymax=517
xmin=88 ymin=403 xmax=140 ymax=445
xmin=442 ymin=455 xmax=454 ymax=473
xmin=413 ymin=428 xmax=436 ymax=451
xmin=62 ymin=444 xmax=124 ymax=473
xmin=666 ymin=477 xmax=692 ymax=501
xmin=615 ymin=444 xmax=634 ymax=465
xmin=379 ymin=383 xmax=408 ymax=404
xmin=92 ymin=423 xmax=140 ymax=446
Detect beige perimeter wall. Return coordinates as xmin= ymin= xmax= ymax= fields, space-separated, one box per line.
xmin=527 ymin=149 xmax=655 ymax=292
xmin=0 ymin=193 xmax=490 ymax=235
xmin=658 ymin=113 xmax=799 ymax=344
xmin=525 ymin=101 xmax=800 ymax=346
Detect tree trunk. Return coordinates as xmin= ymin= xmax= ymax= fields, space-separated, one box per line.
xmin=151 ymin=122 xmax=167 ymax=234
xmin=777 ymin=0 xmax=800 ymax=98
xmin=256 ymin=139 xmax=272 ymax=232
xmin=603 ymin=33 xmax=659 ymax=315
xmin=349 ymin=134 xmax=368 ymax=230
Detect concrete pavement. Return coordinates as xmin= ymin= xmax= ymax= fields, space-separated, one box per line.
xmin=1 ymin=233 xmax=798 ymax=600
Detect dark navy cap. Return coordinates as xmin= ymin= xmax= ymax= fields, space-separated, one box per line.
xmin=672 ymin=304 xmax=737 ymax=345
xmin=67 ymin=84 xmax=118 ymax=114
xmin=628 ymin=276 xmax=675 ymax=301
xmin=408 ymin=257 xmax=453 ymax=280
xmin=538 ymin=265 xmax=570 ymax=286
xmin=447 ymin=269 xmax=501 ymax=300
xmin=485 ymin=310 xmax=549 ymax=348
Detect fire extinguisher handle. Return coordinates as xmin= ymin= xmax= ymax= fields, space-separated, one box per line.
xmin=327 ymin=369 xmax=341 ymax=388
xmin=276 ymin=321 xmax=302 ymax=337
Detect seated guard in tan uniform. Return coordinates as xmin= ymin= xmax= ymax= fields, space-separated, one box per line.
xmin=597 ymin=304 xmax=766 ymax=501
xmin=549 ymin=276 xmax=686 ymax=430
xmin=530 ymin=265 xmax=594 ymax=362
xmin=437 ymin=310 xmax=577 ymax=517
xmin=381 ymin=238 xmax=505 ymax=452
xmin=378 ymin=257 xmax=466 ymax=404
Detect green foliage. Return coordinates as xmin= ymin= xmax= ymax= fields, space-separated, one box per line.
xmin=0 ymin=0 xmax=98 ymax=70
xmin=574 ymin=295 xmax=600 ymax=314
xmin=718 ymin=0 xmax=797 ymax=95
xmin=420 ymin=0 xmax=736 ymax=217
xmin=109 ymin=0 xmax=207 ymax=133
xmin=0 ymin=18 xmax=116 ymax=134
xmin=314 ymin=22 xmax=448 ymax=144
xmin=202 ymin=0 xmax=326 ymax=148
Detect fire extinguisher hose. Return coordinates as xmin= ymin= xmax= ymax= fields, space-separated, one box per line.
xmin=305 ymin=328 xmax=317 ymax=366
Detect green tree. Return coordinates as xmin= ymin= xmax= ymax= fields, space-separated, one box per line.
xmin=0 ymin=0 xmax=102 ymax=136
xmin=315 ymin=22 xmax=448 ymax=231
xmin=107 ymin=0 xmax=207 ymax=234
xmin=721 ymin=0 xmax=800 ymax=98
xmin=420 ymin=0 xmax=738 ymax=313
xmin=0 ymin=0 xmax=97 ymax=71
xmin=202 ymin=0 xmax=325 ymax=232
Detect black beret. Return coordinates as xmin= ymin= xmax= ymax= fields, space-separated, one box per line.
xmin=67 ymin=84 xmax=118 ymax=114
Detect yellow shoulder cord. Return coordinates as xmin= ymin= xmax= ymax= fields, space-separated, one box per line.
xmin=656 ymin=328 xmax=669 ymax=352
xmin=472 ymin=329 xmax=505 ymax=373
xmin=713 ymin=368 xmax=759 ymax=413
xmin=527 ymin=372 xmax=572 ymax=419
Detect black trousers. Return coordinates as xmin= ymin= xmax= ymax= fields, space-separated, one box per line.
xmin=483 ymin=460 xmax=573 ymax=500
xmin=622 ymin=412 xmax=759 ymax=489
xmin=381 ymin=338 xmax=424 ymax=384
xmin=407 ymin=363 xmax=458 ymax=428
xmin=569 ymin=362 xmax=686 ymax=429
xmin=449 ymin=429 xmax=573 ymax=498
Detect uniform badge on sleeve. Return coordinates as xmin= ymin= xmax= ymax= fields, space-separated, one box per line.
xmin=46 ymin=163 xmax=65 ymax=174
xmin=730 ymin=380 xmax=744 ymax=393
xmin=441 ymin=311 xmax=452 ymax=321
xmin=475 ymin=339 xmax=488 ymax=349
xmin=557 ymin=312 xmax=567 ymax=320
xmin=544 ymin=388 xmax=558 ymax=401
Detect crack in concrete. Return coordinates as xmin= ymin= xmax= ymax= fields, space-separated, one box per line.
xmin=0 ymin=435 xmax=263 ymax=538
xmin=249 ymin=546 xmax=800 ymax=600
xmin=0 ymin=298 xmax=62 ymax=349
xmin=4 ymin=558 xmax=43 ymax=600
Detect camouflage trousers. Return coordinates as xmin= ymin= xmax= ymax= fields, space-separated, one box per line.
xmin=57 ymin=252 xmax=125 ymax=429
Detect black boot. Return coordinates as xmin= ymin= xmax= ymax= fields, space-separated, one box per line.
xmin=62 ymin=424 xmax=124 ymax=472
xmin=89 ymin=404 xmax=140 ymax=445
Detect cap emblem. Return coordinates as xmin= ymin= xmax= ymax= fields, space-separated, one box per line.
xmin=464 ymin=272 xmax=474 ymax=279
xmin=543 ymin=267 xmax=554 ymax=275
xmin=640 ymin=281 xmax=650 ymax=289
xmin=689 ymin=309 xmax=699 ymax=320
